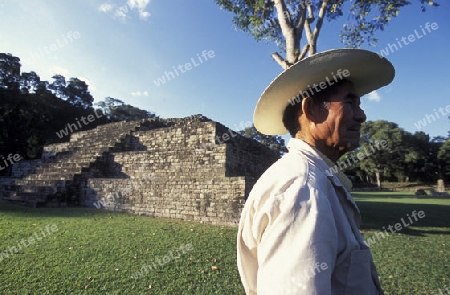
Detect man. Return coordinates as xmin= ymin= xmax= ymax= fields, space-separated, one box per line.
xmin=237 ymin=49 xmax=395 ymax=294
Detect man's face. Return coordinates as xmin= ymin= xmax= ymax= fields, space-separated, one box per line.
xmin=313 ymin=82 xmax=366 ymax=153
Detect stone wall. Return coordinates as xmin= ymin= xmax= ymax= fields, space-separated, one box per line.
xmin=1 ymin=115 xmax=280 ymax=226
xmin=42 ymin=142 xmax=71 ymax=160
xmin=11 ymin=160 xmax=42 ymax=178
xmin=84 ymin=176 xmax=247 ymax=226
xmin=81 ymin=117 xmax=279 ymax=226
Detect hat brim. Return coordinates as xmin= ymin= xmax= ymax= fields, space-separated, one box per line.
xmin=253 ymin=49 xmax=395 ymax=135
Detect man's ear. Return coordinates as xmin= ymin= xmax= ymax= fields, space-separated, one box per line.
xmin=301 ymin=97 xmax=318 ymax=121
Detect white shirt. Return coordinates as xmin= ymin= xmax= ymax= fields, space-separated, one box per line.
xmin=237 ymin=138 xmax=383 ymax=295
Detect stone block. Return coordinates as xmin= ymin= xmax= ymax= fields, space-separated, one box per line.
xmin=1 ymin=115 xmax=279 ymax=227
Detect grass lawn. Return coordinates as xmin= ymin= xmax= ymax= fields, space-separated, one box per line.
xmin=353 ymin=192 xmax=450 ymax=295
xmin=0 ymin=192 xmax=449 ymax=294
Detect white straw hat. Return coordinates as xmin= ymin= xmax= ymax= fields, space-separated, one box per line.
xmin=253 ymin=48 xmax=395 ymax=135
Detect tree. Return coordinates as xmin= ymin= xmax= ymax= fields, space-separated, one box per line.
xmin=0 ymin=53 xmax=158 ymax=165
xmin=216 ymin=0 xmax=439 ymax=69
xmin=20 ymin=71 xmax=49 ymax=96
xmin=357 ymin=120 xmax=404 ymax=188
xmin=438 ymin=138 xmax=450 ymax=181
xmin=95 ymin=97 xmax=124 ymax=120
xmin=65 ymin=78 xmax=94 ymax=108
xmin=341 ymin=125 xmax=444 ymax=187
xmin=0 ymin=53 xmax=21 ymax=93
xmin=395 ymin=131 xmax=442 ymax=183
xmin=48 ymin=74 xmax=67 ymax=99
xmin=95 ymin=97 xmax=157 ymax=122
xmin=48 ymin=76 xmax=94 ymax=108
xmin=239 ymin=125 xmax=288 ymax=155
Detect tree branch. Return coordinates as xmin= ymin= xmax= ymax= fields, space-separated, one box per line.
xmin=304 ymin=3 xmax=314 ymax=51
xmin=272 ymin=52 xmax=290 ymax=70
xmin=307 ymin=3 xmax=315 ymax=23
xmin=310 ymin=0 xmax=329 ymax=55
xmin=272 ymin=0 xmax=296 ymax=65
xmin=293 ymin=6 xmax=307 ymax=62
xmin=297 ymin=44 xmax=310 ymax=63
xmin=295 ymin=5 xmax=307 ymax=30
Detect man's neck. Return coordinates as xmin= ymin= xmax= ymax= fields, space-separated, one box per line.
xmin=294 ymin=134 xmax=343 ymax=162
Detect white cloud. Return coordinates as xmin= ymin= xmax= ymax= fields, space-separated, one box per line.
xmin=98 ymin=3 xmax=115 ymax=13
xmin=114 ymin=7 xmax=129 ymax=21
xmin=99 ymin=0 xmax=150 ymax=21
xmin=139 ymin=10 xmax=150 ymax=20
xmin=127 ymin=0 xmax=151 ymax=19
xmin=127 ymin=0 xmax=148 ymax=10
xmin=131 ymin=90 xmax=149 ymax=96
xmin=366 ymin=90 xmax=381 ymax=102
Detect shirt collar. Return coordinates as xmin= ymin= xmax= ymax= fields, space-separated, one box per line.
xmin=286 ymin=138 xmax=353 ymax=191
xmin=287 ymin=138 xmax=331 ymax=171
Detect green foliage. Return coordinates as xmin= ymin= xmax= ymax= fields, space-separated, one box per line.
xmin=216 ymin=0 xmax=439 ymax=52
xmin=96 ymin=97 xmax=157 ymax=122
xmin=216 ymin=0 xmax=285 ymax=48
xmin=65 ymin=78 xmax=94 ymax=109
xmin=238 ymin=125 xmax=288 ymax=155
xmin=0 ymin=89 xmax=109 ymax=161
xmin=95 ymin=97 xmax=123 ymax=120
xmin=341 ymin=120 xmax=445 ymax=186
xmin=216 ymin=0 xmax=286 ymax=48
xmin=48 ymin=74 xmax=67 ymax=99
xmin=48 ymin=75 xmax=94 ymax=108
xmin=357 ymin=120 xmax=404 ymax=184
xmin=0 ymin=53 xmax=20 ymax=92
xmin=0 ymin=53 xmax=157 ymax=166
xmin=438 ymin=138 xmax=450 ymax=178
xmin=402 ymin=131 xmax=442 ymax=182
xmin=19 ymin=71 xmax=49 ymax=96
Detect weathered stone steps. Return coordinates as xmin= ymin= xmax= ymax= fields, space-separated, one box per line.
xmin=1 ymin=115 xmax=279 ymax=226
xmin=4 ymin=120 xmax=143 ymax=204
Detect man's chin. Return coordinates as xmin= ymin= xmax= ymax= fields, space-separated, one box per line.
xmin=340 ymin=141 xmax=360 ymax=152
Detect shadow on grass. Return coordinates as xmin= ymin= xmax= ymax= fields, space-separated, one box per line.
xmin=0 ymin=202 xmax=120 ymax=218
xmin=356 ymin=200 xmax=450 ymax=237
xmin=353 ymin=191 xmax=450 ymax=199
xmin=357 ymin=194 xmax=450 ymax=200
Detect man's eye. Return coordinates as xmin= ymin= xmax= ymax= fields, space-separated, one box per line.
xmin=344 ymin=101 xmax=361 ymax=109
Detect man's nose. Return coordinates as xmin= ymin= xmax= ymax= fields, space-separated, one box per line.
xmin=354 ymin=107 xmax=366 ymax=123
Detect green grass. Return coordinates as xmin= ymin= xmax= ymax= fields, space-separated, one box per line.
xmin=0 ymin=192 xmax=449 ymax=294
xmin=354 ymin=192 xmax=450 ymax=295
xmin=0 ymin=206 xmax=243 ymax=295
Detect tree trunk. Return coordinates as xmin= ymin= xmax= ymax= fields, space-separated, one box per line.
xmin=437 ymin=179 xmax=445 ymax=193
xmin=375 ymin=171 xmax=381 ymax=190
xmin=308 ymin=0 xmax=328 ymax=56
xmin=273 ymin=0 xmax=296 ymax=67
xmin=271 ymin=0 xmax=327 ymax=69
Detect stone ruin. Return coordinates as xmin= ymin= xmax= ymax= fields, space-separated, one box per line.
xmin=0 ymin=115 xmax=279 ymax=226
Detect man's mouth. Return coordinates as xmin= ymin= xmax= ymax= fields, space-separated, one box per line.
xmin=348 ymin=124 xmax=362 ymax=134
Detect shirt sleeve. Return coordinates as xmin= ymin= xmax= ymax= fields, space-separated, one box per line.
xmin=243 ymin=182 xmax=339 ymax=295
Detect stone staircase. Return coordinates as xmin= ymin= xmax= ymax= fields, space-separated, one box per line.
xmin=0 ymin=120 xmax=143 ymax=207
xmin=0 ymin=115 xmax=280 ymax=225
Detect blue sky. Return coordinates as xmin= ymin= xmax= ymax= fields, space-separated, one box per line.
xmin=0 ymin=0 xmax=449 ymax=140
